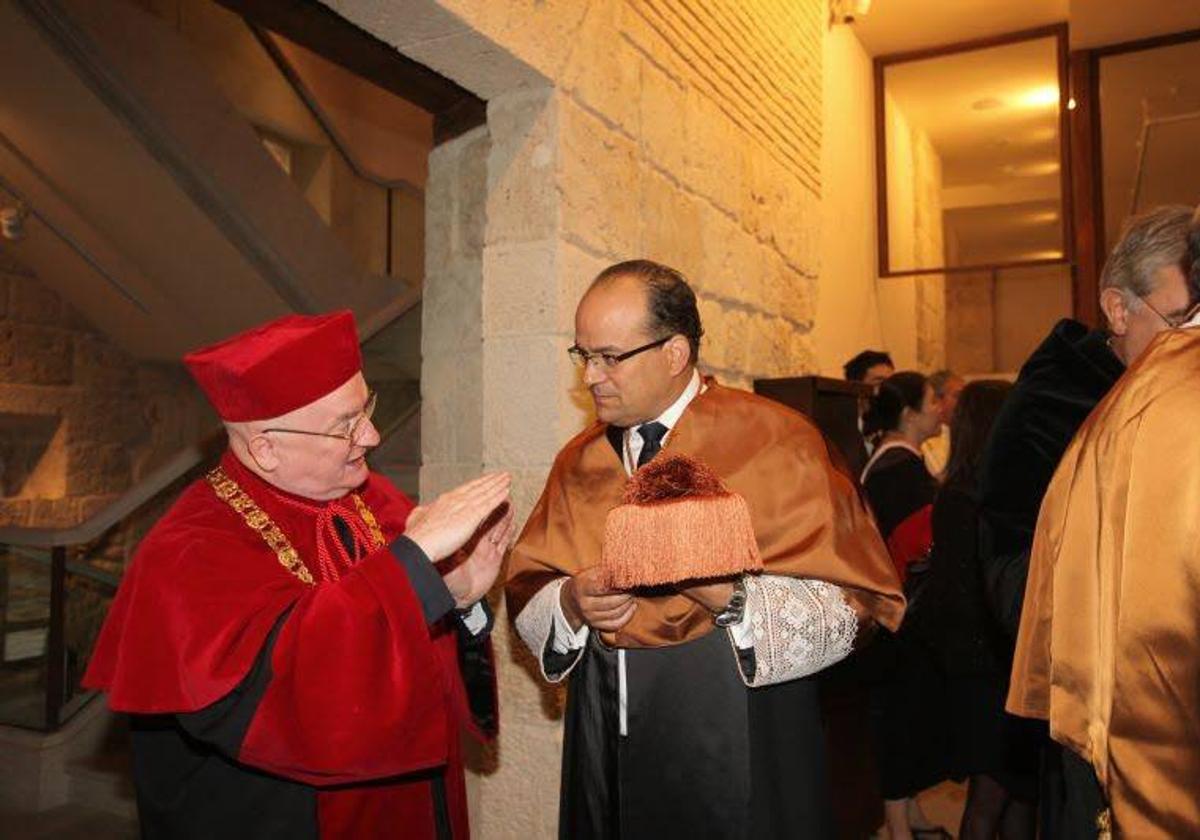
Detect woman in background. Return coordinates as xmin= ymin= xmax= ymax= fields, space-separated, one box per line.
xmin=924 ymin=380 xmax=1037 ymax=839
xmin=860 ymin=371 xmax=947 ymax=840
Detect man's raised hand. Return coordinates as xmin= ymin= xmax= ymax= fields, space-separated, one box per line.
xmin=442 ymin=503 xmax=516 ymax=608
xmin=404 ymin=472 xmax=511 ymax=562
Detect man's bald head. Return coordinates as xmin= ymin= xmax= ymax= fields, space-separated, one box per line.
xmin=587 ymin=260 xmax=703 ymax=365
xmin=574 ymin=260 xmax=702 ymax=426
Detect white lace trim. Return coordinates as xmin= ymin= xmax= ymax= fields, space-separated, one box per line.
xmin=513 ymin=578 xmax=582 ymax=683
xmin=735 ymin=576 xmax=858 ymax=687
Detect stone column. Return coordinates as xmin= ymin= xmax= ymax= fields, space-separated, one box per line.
xmin=423 ymin=86 xmax=584 ymax=838
xmin=420 ymin=124 xmax=489 ymax=499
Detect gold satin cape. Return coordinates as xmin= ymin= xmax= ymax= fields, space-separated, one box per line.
xmin=1008 ymin=329 xmax=1200 ymax=837
xmin=506 ymin=381 xmax=905 ymax=648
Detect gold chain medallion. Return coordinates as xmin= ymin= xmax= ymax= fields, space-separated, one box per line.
xmin=206 ymin=467 xmax=315 ymax=585
xmin=353 ymin=493 xmax=386 ymax=549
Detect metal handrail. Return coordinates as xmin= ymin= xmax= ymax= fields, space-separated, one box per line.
xmin=0 ymin=434 xmax=221 ymax=549
xmin=0 ymin=288 xmax=420 ymax=551
xmin=10 ymin=545 xmax=124 ymax=591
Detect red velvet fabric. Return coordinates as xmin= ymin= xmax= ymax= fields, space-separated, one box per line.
xmin=183 ymin=310 xmax=362 ymax=421
xmin=884 ymin=503 xmax=933 ymax=583
xmin=84 ymin=452 xmax=493 ymax=837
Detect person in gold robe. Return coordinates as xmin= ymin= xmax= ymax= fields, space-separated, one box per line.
xmin=506 ymin=259 xmax=904 ymax=839
xmin=1008 ymin=212 xmax=1200 ymax=837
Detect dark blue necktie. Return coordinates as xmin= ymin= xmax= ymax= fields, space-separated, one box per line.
xmin=636 ymin=421 xmax=668 ymax=468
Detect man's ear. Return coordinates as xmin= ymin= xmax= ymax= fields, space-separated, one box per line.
xmin=245 ymin=432 xmax=280 ymax=473
xmin=665 ymin=334 xmax=692 ymax=376
xmin=1100 ymin=287 xmax=1130 ymax=336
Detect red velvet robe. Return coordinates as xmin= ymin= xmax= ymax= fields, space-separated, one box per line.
xmin=84 ymin=452 xmax=496 ymax=838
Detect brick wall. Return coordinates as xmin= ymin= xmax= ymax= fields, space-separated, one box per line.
xmin=320 ymin=2 xmax=845 ymax=835
xmin=0 ymin=249 xmax=212 ymax=533
xmin=339 ymin=0 xmax=827 ymax=391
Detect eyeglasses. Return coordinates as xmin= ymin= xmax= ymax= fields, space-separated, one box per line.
xmin=262 ymin=390 xmax=378 ymax=446
xmin=1138 ymin=295 xmax=1190 ymax=329
xmin=567 ymin=336 xmax=671 ymax=369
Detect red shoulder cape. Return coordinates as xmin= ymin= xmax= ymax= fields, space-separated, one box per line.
xmin=84 ymin=452 xmax=493 ymax=789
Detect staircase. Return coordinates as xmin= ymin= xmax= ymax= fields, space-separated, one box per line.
xmin=0 ymin=0 xmax=442 ymax=831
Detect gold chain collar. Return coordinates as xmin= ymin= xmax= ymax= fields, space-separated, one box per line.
xmin=206 ymin=466 xmax=385 ymax=585
xmin=352 ymin=493 xmax=387 ymax=549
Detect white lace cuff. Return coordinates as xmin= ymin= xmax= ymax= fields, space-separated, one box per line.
xmin=731 ymin=576 xmax=858 ymax=687
xmin=513 ymin=577 xmax=585 ymax=683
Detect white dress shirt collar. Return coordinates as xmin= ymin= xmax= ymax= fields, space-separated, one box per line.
xmin=622 ymin=369 xmax=703 ymax=474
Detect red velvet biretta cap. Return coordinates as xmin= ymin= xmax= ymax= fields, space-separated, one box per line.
xmin=184 ymin=310 xmax=362 ymax=422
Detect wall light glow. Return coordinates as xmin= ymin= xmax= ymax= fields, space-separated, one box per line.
xmin=1003 ymin=160 xmax=1061 ymax=177
xmin=1019 ymin=84 xmax=1060 ymax=109
xmin=1023 ymin=249 xmax=1065 ymax=261
xmin=1027 ymin=210 xmax=1060 ymax=224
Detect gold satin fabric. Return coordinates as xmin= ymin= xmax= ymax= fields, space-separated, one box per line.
xmin=506 ymin=381 xmax=905 ymax=649
xmin=1008 ymin=329 xmax=1200 ymax=836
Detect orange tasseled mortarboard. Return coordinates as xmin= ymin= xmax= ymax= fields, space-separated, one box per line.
xmin=601 ymin=453 xmax=763 ymax=589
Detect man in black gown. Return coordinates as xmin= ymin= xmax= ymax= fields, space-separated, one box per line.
xmin=978 ymin=205 xmax=1195 ymax=837
xmin=506 ymin=260 xmax=905 ymax=839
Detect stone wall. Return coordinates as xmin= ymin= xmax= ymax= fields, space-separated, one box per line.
xmin=945 ymin=270 xmax=996 ymax=374
xmin=946 ymin=264 xmax=1073 ymax=375
xmin=0 ymin=248 xmax=211 ymax=533
xmin=324 ymin=1 xmax=853 ymax=836
xmin=879 ymin=89 xmax=947 ymax=371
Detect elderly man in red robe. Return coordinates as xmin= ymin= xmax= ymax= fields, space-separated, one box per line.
xmin=85 ymin=310 xmax=512 ymax=839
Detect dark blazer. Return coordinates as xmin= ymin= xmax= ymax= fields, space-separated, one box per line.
xmin=976 ymin=319 xmax=1123 ymax=639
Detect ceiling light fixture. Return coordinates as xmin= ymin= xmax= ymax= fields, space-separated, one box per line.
xmin=0 ymin=202 xmax=29 ymax=241
xmin=829 ymin=0 xmax=871 ymax=24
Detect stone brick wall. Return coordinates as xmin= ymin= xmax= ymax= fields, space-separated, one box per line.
xmin=880 ymin=89 xmax=947 ymax=371
xmin=945 ymin=270 xmax=996 ymax=373
xmin=322 ymin=1 xmax=854 ymax=836
xmin=946 ymin=264 xmax=1072 ymax=374
xmin=0 ymin=249 xmax=212 ymax=534
xmin=338 ymin=0 xmax=826 ymax=392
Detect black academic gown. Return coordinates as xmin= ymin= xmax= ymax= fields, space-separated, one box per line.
xmin=549 ymin=430 xmax=835 ymax=840
xmin=551 ymin=630 xmax=833 ymax=840
xmin=975 ymin=318 xmax=1122 ymax=832
xmin=976 ymin=319 xmax=1124 ymax=640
